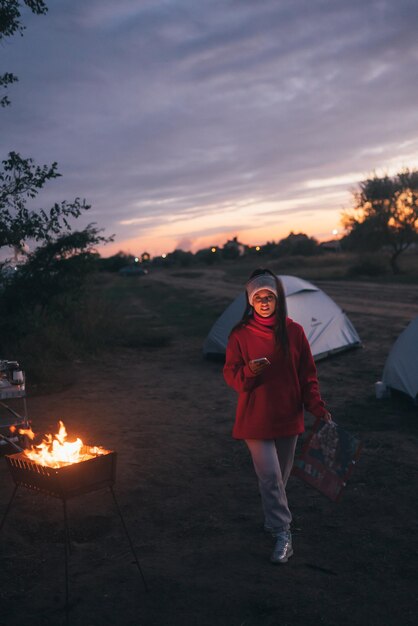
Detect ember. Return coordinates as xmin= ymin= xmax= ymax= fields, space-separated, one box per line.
xmin=22 ymin=420 xmax=105 ymax=468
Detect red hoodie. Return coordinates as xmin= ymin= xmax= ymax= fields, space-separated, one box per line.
xmin=223 ymin=316 xmax=326 ymax=439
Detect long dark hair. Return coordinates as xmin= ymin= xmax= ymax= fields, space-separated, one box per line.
xmin=233 ymin=268 xmax=289 ymax=354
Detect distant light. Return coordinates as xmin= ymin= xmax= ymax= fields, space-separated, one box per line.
xmin=162 ymin=253 xmax=167 ymax=259
xmin=211 ymin=247 xmax=217 ymax=253
xmin=255 ymin=246 xmax=260 ymax=251
xmin=332 ymin=229 xmax=339 ymax=236
xmin=134 ymin=257 xmax=139 ymax=263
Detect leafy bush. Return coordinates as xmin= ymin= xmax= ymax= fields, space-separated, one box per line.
xmin=0 ymin=230 xmax=110 ymax=387
xmin=273 ymin=232 xmax=320 ymax=257
xmin=96 ymin=251 xmax=135 ymax=272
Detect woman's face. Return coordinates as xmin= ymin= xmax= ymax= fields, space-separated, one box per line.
xmin=252 ymin=289 xmax=277 ymax=317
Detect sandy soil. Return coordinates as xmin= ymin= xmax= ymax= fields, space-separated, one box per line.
xmin=1 ymin=271 xmax=418 ymax=626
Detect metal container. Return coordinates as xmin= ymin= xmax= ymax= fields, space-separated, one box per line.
xmin=5 ymin=448 xmax=117 ymax=499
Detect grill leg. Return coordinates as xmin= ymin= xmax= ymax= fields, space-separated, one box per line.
xmin=62 ymin=498 xmax=71 ymax=624
xmin=0 ymin=484 xmax=19 ymax=533
xmin=109 ymin=487 xmax=148 ymax=591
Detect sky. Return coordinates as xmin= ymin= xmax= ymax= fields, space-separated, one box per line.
xmin=2 ymin=0 xmax=418 ymax=257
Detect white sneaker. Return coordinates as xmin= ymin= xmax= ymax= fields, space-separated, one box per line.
xmin=270 ymin=531 xmax=293 ymax=564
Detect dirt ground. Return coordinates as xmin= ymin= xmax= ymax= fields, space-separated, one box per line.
xmin=1 ymin=271 xmax=418 ymax=626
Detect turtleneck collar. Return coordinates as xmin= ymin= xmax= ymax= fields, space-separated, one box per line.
xmin=253 ymin=311 xmax=276 ymax=327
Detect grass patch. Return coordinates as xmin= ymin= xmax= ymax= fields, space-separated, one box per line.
xmin=170 ymin=271 xmax=205 ymax=279
xmin=347 ymin=255 xmax=388 ymax=278
xmin=133 ymin=282 xmax=223 ymax=337
xmin=214 ymin=251 xmax=418 ymax=284
xmin=1 ymin=274 xmax=177 ymax=392
xmin=217 ymin=253 xmax=354 ymax=282
xmin=97 ymin=274 xmax=224 ymax=340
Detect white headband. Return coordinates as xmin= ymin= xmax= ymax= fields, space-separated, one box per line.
xmin=246 ymin=274 xmax=278 ymax=306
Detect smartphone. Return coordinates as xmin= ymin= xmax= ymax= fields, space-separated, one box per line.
xmin=251 ymin=357 xmax=270 ymax=365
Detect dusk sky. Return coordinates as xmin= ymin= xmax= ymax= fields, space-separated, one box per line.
xmin=2 ymin=0 xmax=418 ymax=257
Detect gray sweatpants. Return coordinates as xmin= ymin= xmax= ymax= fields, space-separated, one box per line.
xmin=245 ymin=436 xmax=298 ymax=534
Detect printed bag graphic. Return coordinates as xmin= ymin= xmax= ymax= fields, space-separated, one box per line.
xmin=292 ymin=419 xmax=362 ymax=501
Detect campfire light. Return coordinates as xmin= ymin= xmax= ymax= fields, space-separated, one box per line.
xmin=22 ymin=420 xmax=105 ymax=468
xmin=12 ymin=425 xmax=35 ymax=440
xmin=2 ymin=421 xmax=147 ymax=609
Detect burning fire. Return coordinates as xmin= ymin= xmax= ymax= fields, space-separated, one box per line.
xmin=20 ymin=421 xmax=105 ymax=468
xmin=11 ymin=425 xmax=35 ymax=440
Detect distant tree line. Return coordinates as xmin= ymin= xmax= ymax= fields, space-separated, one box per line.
xmin=99 ymin=231 xmax=322 ymax=272
xmin=102 ymin=169 xmax=418 ymax=275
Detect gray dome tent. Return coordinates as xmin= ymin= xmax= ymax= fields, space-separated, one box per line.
xmin=203 ymin=275 xmax=361 ymax=361
xmin=382 ymin=316 xmax=418 ymax=403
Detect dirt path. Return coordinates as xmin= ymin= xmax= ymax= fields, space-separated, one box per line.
xmin=316 ymin=280 xmax=418 ymax=319
xmin=149 ymin=268 xmax=418 ymax=320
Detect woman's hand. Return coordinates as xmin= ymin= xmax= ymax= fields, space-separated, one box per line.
xmin=321 ymin=410 xmax=332 ymax=423
xmin=249 ymin=359 xmax=270 ymax=375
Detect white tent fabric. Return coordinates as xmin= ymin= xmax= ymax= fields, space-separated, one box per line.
xmin=203 ymin=274 xmax=361 ymax=361
xmin=382 ymin=316 xmax=418 ymax=401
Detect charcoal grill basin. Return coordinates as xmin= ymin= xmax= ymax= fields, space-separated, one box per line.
xmin=5 ymin=447 xmax=116 ymax=499
xmin=1 ymin=445 xmax=147 ymax=612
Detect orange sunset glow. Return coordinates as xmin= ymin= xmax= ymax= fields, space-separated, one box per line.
xmin=99 ymin=156 xmax=418 ymax=258
xmin=101 ymin=196 xmax=347 ymax=258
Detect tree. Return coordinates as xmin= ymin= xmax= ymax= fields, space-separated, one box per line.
xmin=0 ymin=152 xmax=89 ymax=251
xmin=342 ymin=170 xmax=418 ymax=273
xmin=97 ymin=251 xmax=135 ymax=273
xmin=0 ymin=0 xmax=113 ymax=356
xmin=0 ymin=1 xmax=110 ymax=267
xmin=166 ymin=249 xmax=194 ymax=267
xmin=275 ymin=232 xmax=319 ymax=257
xmin=222 ymin=236 xmax=246 ymax=260
xmin=195 ymin=246 xmax=222 ymax=265
xmin=1 ymin=0 xmax=48 ymax=106
xmin=0 ymin=227 xmax=107 ymax=314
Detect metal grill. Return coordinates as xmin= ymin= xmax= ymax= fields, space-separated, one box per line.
xmin=5 ymin=447 xmax=116 ymax=499
xmin=1 ymin=445 xmax=147 ymax=619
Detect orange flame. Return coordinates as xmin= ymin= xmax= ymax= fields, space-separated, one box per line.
xmin=18 ymin=427 xmax=35 ymax=440
xmin=23 ymin=421 xmax=105 ymax=468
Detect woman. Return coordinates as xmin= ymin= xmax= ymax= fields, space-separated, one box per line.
xmin=223 ymin=268 xmax=331 ymax=564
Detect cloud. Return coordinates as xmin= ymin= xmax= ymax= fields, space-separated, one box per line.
xmin=2 ymin=0 xmax=418 ymax=254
